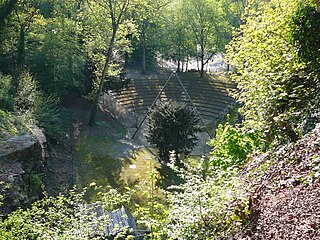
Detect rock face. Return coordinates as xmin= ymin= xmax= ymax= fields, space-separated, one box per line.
xmin=0 ymin=126 xmax=47 ymax=216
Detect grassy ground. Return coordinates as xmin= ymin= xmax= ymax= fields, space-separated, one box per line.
xmin=75 ymin=118 xmax=201 ymax=205
xmin=76 ymin=120 xmax=164 ymax=203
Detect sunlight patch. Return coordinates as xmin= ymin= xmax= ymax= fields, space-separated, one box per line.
xmin=129 ymin=164 xmax=137 ymax=169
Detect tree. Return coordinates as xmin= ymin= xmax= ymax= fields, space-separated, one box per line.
xmin=146 ymin=100 xmax=201 ymax=164
xmin=30 ymin=0 xmax=86 ymax=94
xmin=130 ymin=0 xmax=169 ymax=74
xmin=0 ymin=0 xmax=18 ymax=28
xmin=81 ymin=0 xmax=133 ymax=126
xmin=183 ymin=0 xmax=233 ymax=77
xmin=226 ymin=0 xmax=320 ymax=146
xmin=160 ymin=0 xmax=195 ymax=72
xmin=0 ymin=0 xmax=41 ymax=79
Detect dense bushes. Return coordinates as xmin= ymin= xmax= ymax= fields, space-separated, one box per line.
xmin=0 ymin=110 xmax=25 ymax=140
xmin=163 ymin=156 xmax=249 ymax=240
xmin=227 ymin=0 xmax=320 ymax=147
xmin=0 ymin=72 xmax=13 ymax=111
xmin=0 ymin=70 xmax=66 ymax=141
xmin=0 ymin=187 xmax=133 ymax=239
xmin=13 ymin=70 xmax=65 ymax=141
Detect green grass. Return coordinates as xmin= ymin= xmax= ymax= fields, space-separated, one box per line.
xmin=76 ymin=120 xmax=203 ymax=205
xmin=76 ymin=129 xmax=127 ymax=189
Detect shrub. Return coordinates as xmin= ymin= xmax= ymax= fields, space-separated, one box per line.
xmin=0 ymin=72 xmax=13 ymax=111
xmin=0 ymin=109 xmax=27 ymax=140
xmin=0 ymin=186 xmax=136 ymax=239
xmin=226 ymin=0 xmax=319 ymax=146
xmin=208 ymin=122 xmax=262 ymax=169
xmin=146 ymin=100 xmax=201 ymax=164
xmin=164 ymin=157 xmax=249 ymax=239
xmin=14 ymin=70 xmax=65 ymax=141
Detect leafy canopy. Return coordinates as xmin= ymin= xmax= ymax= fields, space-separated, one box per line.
xmin=226 ymin=0 xmax=320 ymax=146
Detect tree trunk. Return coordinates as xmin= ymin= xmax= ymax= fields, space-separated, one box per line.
xmin=186 ymin=56 xmax=189 ymax=71
xmin=141 ymin=19 xmax=147 ymax=75
xmin=196 ymin=56 xmax=199 ymax=72
xmin=12 ymin=25 xmax=26 ymax=90
xmin=17 ymin=26 xmax=25 ymax=68
xmin=200 ymin=46 xmax=204 ymax=78
xmin=89 ymin=29 xmax=116 ymax=126
xmin=177 ymin=47 xmax=181 ymax=72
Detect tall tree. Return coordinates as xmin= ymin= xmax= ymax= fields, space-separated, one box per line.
xmin=160 ymin=0 xmax=195 ymax=72
xmin=131 ymin=0 xmax=169 ymax=74
xmin=83 ymin=0 xmax=132 ymax=126
xmin=184 ymin=0 xmax=232 ymax=77
xmin=29 ymin=0 xmax=86 ymax=94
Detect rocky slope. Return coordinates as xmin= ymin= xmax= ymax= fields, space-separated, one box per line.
xmin=0 ymin=126 xmax=47 ymax=216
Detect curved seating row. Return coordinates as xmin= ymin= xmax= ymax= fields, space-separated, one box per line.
xmin=108 ymin=73 xmax=237 ymax=124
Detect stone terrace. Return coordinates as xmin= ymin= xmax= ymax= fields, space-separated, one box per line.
xmin=106 ymin=72 xmax=237 ymax=127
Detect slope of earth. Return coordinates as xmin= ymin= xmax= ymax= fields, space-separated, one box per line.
xmin=45 ymin=93 xmax=134 ymax=195
xmin=244 ymin=125 xmax=320 ymax=239
xmin=52 ymin=93 xmax=165 ymax=204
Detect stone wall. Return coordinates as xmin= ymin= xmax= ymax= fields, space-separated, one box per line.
xmin=0 ymin=126 xmax=47 ymax=216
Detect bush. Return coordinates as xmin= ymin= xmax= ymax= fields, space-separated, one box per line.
xmin=208 ymin=122 xmax=262 ymax=169
xmin=164 ymin=157 xmax=249 ymax=239
xmin=0 ymin=72 xmax=13 ymax=111
xmin=146 ymin=100 xmax=201 ymax=164
xmin=14 ymin=70 xmax=66 ymax=141
xmin=226 ymin=0 xmax=319 ymax=146
xmin=14 ymin=70 xmax=37 ymax=114
xmin=0 ymin=186 xmax=136 ymax=239
xmin=0 ymin=110 xmax=25 ymax=140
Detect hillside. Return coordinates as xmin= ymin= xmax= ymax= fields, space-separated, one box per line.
xmin=243 ymin=125 xmax=320 ymax=239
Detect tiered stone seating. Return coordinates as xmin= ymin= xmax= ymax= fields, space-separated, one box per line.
xmin=109 ymin=72 xmax=237 ymax=125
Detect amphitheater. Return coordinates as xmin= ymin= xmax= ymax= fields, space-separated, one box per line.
xmin=100 ymin=70 xmax=237 ymax=153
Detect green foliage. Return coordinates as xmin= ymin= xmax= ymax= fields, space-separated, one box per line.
xmin=29 ymin=172 xmax=43 ymax=194
xmin=0 ymin=72 xmax=13 ymax=110
xmin=29 ymin=11 xmax=87 ymax=94
xmin=146 ymin=100 xmax=201 ymax=163
xmin=0 ymin=110 xmax=25 ymax=140
xmin=291 ymin=3 xmax=320 ymax=72
xmin=226 ymin=0 xmax=320 ymax=146
xmin=103 ymin=68 xmax=131 ymax=93
xmin=289 ymin=3 xmax=320 ymax=133
xmin=33 ymin=93 xmax=65 ymax=141
xmin=164 ymin=157 xmax=249 ymax=239
xmin=14 ymin=70 xmax=65 ymax=141
xmin=14 ymin=70 xmax=38 ymax=113
xmin=209 ymin=122 xmax=261 ymax=169
xmin=0 ymin=186 xmax=136 ymax=239
xmin=133 ymin=162 xmax=168 ymax=240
